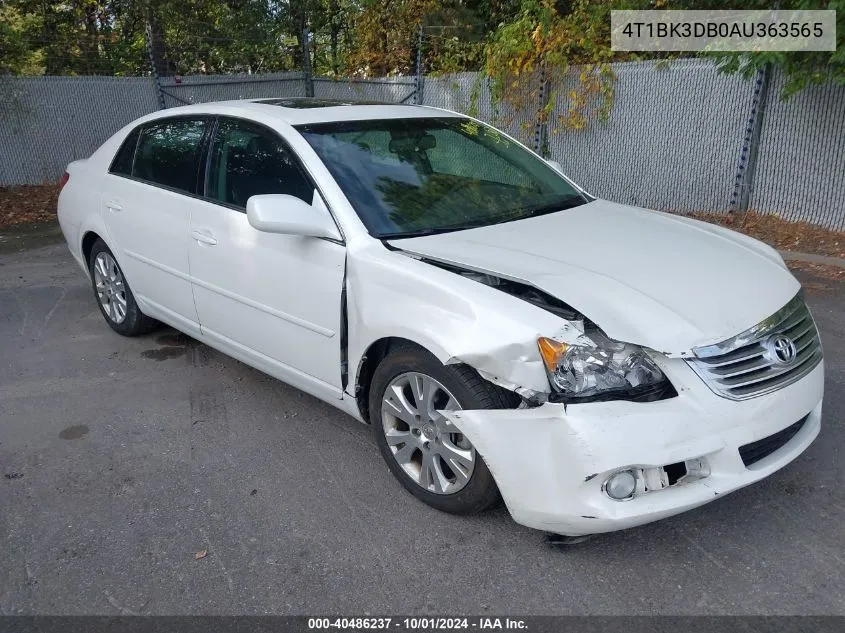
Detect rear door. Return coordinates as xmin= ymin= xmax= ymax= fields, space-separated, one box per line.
xmin=101 ymin=116 xmax=209 ymax=335
xmin=188 ymin=117 xmax=346 ymax=394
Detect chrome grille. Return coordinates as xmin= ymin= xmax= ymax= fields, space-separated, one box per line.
xmin=686 ymin=293 xmax=823 ymax=400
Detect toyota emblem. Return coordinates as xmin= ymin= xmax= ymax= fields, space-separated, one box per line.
xmin=767 ymin=334 xmax=797 ymax=365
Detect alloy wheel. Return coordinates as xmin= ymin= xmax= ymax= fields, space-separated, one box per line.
xmin=93 ymin=252 xmax=127 ymax=324
xmin=381 ymin=371 xmax=476 ymax=495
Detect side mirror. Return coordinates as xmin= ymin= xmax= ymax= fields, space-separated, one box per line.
xmin=545 ymin=159 xmax=564 ymax=174
xmin=246 ymin=193 xmax=341 ymax=241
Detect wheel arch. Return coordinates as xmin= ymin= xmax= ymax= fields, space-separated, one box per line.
xmin=353 ymin=336 xmax=450 ymax=424
xmin=81 ymin=230 xmax=102 ymax=268
xmin=78 ymin=210 xmax=114 ymax=275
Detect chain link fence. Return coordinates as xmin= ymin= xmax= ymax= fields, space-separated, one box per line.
xmin=159 ymin=72 xmax=307 ymax=108
xmin=749 ymin=72 xmax=845 ymax=230
xmin=546 ymin=59 xmax=758 ymax=215
xmin=1 ymin=59 xmax=843 ymax=230
xmin=0 ymin=76 xmax=159 ymax=185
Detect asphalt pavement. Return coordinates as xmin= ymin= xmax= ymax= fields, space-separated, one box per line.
xmin=1 ymin=239 xmax=843 ymax=615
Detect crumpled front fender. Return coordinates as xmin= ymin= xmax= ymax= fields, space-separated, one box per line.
xmin=346 ymin=242 xmax=579 ymax=397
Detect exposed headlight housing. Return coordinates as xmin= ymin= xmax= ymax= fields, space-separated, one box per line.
xmin=538 ymin=329 xmax=675 ymax=403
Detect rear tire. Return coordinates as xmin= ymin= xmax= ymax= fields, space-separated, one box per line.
xmin=369 ymin=343 xmax=518 ymax=515
xmin=88 ymin=239 xmax=158 ymax=337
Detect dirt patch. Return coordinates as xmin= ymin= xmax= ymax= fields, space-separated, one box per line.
xmin=0 ymin=184 xmax=60 ymax=228
xmin=0 ymin=222 xmax=63 ymax=254
xmin=681 ymin=210 xmax=845 ymax=284
xmin=688 ymin=210 xmax=845 ymax=259
xmin=784 ymin=260 xmax=845 ymax=282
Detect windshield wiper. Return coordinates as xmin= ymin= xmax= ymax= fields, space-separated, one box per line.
xmin=378 ymin=219 xmax=494 ymax=240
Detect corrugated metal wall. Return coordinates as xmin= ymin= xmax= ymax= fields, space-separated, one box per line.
xmin=1 ymin=62 xmax=843 ymax=230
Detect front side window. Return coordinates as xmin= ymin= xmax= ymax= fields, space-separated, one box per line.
xmin=132 ymin=118 xmax=207 ymax=194
xmin=206 ymin=118 xmax=313 ymax=208
xmin=296 ymin=117 xmax=585 ymax=238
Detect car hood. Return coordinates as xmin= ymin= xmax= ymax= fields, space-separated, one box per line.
xmin=388 ymin=200 xmax=800 ymax=355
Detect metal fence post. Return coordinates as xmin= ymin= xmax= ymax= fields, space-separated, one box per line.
xmin=533 ymin=60 xmax=550 ymax=157
xmin=487 ymin=75 xmax=500 ymax=125
xmin=413 ymin=25 xmax=424 ymax=105
xmin=145 ymin=24 xmax=166 ymax=110
xmin=303 ymin=27 xmax=314 ymax=97
xmin=730 ymin=65 xmax=771 ymax=216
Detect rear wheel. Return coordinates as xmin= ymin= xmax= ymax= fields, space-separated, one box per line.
xmin=369 ymin=344 xmax=518 ymax=514
xmin=88 ymin=239 xmax=158 ymax=336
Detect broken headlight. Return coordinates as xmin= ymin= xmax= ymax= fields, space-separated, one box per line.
xmin=538 ymin=329 xmax=673 ymax=403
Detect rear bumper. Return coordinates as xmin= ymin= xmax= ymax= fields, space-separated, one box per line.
xmin=443 ymin=360 xmax=824 ymax=535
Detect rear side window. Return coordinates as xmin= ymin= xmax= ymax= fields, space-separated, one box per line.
xmin=110 ymin=128 xmax=140 ymax=176
xmin=206 ymin=118 xmax=313 ymax=208
xmin=132 ymin=118 xmax=207 ymax=194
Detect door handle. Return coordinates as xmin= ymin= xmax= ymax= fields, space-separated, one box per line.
xmin=106 ymin=199 xmax=122 ymax=211
xmin=191 ymin=230 xmax=218 ymax=246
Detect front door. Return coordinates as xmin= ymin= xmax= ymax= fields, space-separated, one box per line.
xmin=188 ymin=117 xmax=346 ymax=396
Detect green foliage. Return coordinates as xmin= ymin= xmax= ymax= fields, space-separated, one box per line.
xmin=0 ymin=3 xmax=43 ymax=75
xmin=483 ymin=0 xmax=843 ymax=131
xmin=485 ymin=0 xmax=634 ymax=131
xmin=1 ymin=0 xmax=298 ymax=76
xmin=345 ymin=0 xmax=490 ymax=77
xmin=0 ymin=0 xmax=840 ymax=108
xmin=706 ymin=0 xmax=845 ymax=98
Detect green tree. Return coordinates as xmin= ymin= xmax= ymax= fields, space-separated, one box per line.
xmin=0 ymin=0 xmax=300 ymax=76
xmin=0 ymin=2 xmax=43 ymax=74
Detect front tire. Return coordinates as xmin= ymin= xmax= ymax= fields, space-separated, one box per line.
xmin=369 ymin=344 xmax=518 ymax=515
xmin=88 ymin=239 xmax=158 ymax=336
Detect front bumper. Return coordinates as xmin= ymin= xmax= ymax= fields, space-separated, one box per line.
xmin=443 ymin=359 xmax=824 ymax=535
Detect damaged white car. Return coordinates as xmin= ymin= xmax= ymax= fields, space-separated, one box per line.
xmin=57 ymin=99 xmax=824 ymax=537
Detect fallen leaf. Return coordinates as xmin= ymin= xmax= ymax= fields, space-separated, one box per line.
xmin=0 ymin=184 xmax=60 ymax=228
xmin=194 ymin=549 xmax=207 ymax=560
xmin=785 ymin=260 xmax=845 ymax=282
xmin=682 ymin=209 xmax=845 ymax=260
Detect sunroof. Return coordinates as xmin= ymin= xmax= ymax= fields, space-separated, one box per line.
xmin=255 ymin=97 xmax=395 ymax=109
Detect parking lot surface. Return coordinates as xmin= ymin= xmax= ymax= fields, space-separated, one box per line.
xmin=1 ymin=240 xmax=844 ymax=615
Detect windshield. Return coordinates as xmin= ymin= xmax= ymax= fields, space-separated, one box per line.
xmin=296 ymin=117 xmax=587 ymax=239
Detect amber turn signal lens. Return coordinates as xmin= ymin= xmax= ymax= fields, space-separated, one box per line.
xmin=538 ymin=337 xmax=568 ymax=372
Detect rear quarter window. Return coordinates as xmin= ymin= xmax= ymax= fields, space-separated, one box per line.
xmin=109 ymin=128 xmax=140 ymax=176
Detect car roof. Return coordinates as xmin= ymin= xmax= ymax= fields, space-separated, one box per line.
xmin=146 ymin=97 xmax=462 ymax=126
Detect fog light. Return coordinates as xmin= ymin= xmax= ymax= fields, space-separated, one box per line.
xmin=605 ymin=470 xmax=637 ymax=500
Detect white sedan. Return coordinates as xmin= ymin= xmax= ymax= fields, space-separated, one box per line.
xmin=57 ymin=98 xmax=823 ymax=538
